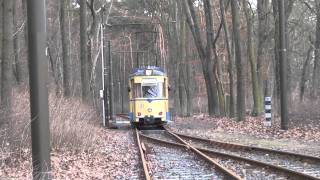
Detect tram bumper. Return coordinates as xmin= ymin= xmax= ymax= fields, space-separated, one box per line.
xmin=139 ymin=116 xmax=163 ymax=125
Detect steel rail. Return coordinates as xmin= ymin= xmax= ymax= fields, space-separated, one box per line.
xmin=173 ymin=132 xmax=320 ymax=162
xmin=171 ymin=131 xmax=320 ymax=180
xmin=166 ymin=130 xmax=242 ymax=180
xmin=141 ymin=131 xmax=320 ymax=180
xmin=116 ymin=113 xmax=130 ymax=119
xmin=139 ymin=130 xmax=242 ymax=180
xmin=197 ymin=147 xmax=320 ymax=180
xmin=135 ymin=128 xmax=151 ymax=180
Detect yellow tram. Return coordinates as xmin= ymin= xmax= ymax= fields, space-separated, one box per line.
xmin=128 ymin=66 xmax=170 ymax=126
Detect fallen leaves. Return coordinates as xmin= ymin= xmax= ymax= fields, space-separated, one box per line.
xmin=171 ymin=115 xmax=320 ymax=143
xmin=1 ymin=128 xmax=140 ymax=179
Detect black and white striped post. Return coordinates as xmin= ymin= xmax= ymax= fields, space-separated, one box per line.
xmin=264 ymin=96 xmax=272 ymax=126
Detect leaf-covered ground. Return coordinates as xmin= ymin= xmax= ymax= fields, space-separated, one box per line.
xmin=2 ymin=111 xmax=319 ymax=179
xmin=1 ymin=127 xmax=140 ymax=179
xmin=169 ymin=115 xmax=320 ymax=156
xmin=1 ymin=90 xmax=141 ymax=179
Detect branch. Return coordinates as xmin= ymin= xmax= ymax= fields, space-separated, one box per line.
xmin=299 ymin=0 xmax=315 ymax=14
xmin=213 ymin=20 xmax=223 ymax=46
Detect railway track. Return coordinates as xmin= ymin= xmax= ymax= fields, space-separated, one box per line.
xmin=173 ymin=131 xmax=320 ymax=180
xmin=135 ymin=128 xmax=242 ymax=180
xmin=136 ymin=127 xmax=320 ymax=180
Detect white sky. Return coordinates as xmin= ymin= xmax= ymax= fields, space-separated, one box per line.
xmin=249 ymin=0 xmax=258 ymax=9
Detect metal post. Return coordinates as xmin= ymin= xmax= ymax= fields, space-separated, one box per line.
xmin=264 ymin=97 xmax=272 ymax=126
xmin=102 ymin=22 xmax=109 ymax=126
xmin=118 ymin=55 xmax=121 ymax=113
xmin=136 ymin=52 xmax=140 ymax=68
xmin=100 ymin=24 xmax=106 ymax=127
xmin=278 ymin=0 xmax=288 ymax=130
xmin=123 ymin=54 xmax=126 ymax=113
xmin=264 ymin=80 xmax=271 ymax=126
xmin=108 ymin=41 xmax=114 ymax=121
xmin=120 ymin=53 xmax=124 ymax=113
xmin=27 ymin=0 xmax=51 ymax=179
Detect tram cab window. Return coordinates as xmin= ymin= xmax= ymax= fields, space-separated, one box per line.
xmin=133 ymin=82 xmax=165 ymax=98
xmin=142 ymin=83 xmax=161 ymax=98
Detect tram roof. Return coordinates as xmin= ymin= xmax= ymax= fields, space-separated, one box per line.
xmin=130 ymin=66 xmax=166 ymax=77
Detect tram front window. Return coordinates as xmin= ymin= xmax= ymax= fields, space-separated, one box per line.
xmin=142 ymin=83 xmax=163 ymax=98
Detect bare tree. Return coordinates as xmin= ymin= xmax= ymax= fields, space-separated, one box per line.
xmin=13 ymin=0 xmax=23 ymax=84
xmin=0 ymin=0 xmax=2 ymax=97
xmin=311 ymin=0 xmax=320 ymax=98
xmin=220 ymin=0 xmax=235 ymax=117
xmin=182 ymin=0 xmax=220 ymax=116
xmin=272 ymin=0 xmax=295 ymax=116
xmin=243 ymin=0 xmax=263 ymax=116
xmin=60 ymin=0 xmax=71 ymax=97
xmin=300 ymin=44 xmax=313 ymax=101
xmin=230 ymin=0 xmax=246 ymax=121
xmin=80 ymin=0 xmax=89 ymax=100
xmin=178 ymin=7 xmax=188 ymax=116
xmin=1 ymin=0 xmax=14 ymax=121
xmin=257 ymin=0 xmax=270 ymax=84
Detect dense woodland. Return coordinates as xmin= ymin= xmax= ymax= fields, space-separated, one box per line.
xmin=0 ymin=0 xmax=319 ymax=127
xmin=1 ymin=0 xmax=320 ymax=178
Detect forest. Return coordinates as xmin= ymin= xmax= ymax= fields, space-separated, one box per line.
xmin=0 ymin=0 xmax=320 ymax=179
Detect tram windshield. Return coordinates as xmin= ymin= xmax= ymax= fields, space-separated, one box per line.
xmin=133 ymin=83 xmax=164 ymax=98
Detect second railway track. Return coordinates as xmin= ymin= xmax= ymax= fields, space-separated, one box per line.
xmin=135 ymin=126 xmax=320 ymax=180
xmin=174 ymin=131 xmax=320 ymax=180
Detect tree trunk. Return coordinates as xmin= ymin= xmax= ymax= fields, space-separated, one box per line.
xmin=13 ymin=0 xmax=23 ymax=84
xmin=1 ymin=0 xmax=14 ymax=122
xmin=203 ymin=0 xmax=223 ymax=116
xmin=284 ymin=0 xmax=294 ymax=104
xmin=220 ymin=0 xmax=235 ymax=117
xmin=312 ymin=1 xmax=320 ymax=98
xmin=80 ymin=0 xmax=89 ymax=101
xmin=300 ymin=46 xmax=312 ymax=101
xmin=243 ymin=0 xmax=263 ymax=116
xmin=272 ymin=0 xmax=294 ymax=116
xmin=278 ymin=0 xmax=289 ymax=130
xmin=178 ymin=67 xmax=187 ymax=116
xmin=0 ymin=0 xmax=3 ymax=96
xmin=22 ymin=0 xmax=28 ymax=50
xmin=257 ymin=0 xmax=270 ymax=87
xmin=231 ymin=0 xmax=246 ymax=121
xmin=272 ymin=0 xmax=281 ymax=116
xmin=60 ymin=0 xmax=71 ymax=97
xmin=185 ymin=24 xmax=193 ymax=117
xmin=179 ymin=25 xmax=188 ymax=116
xmin=47 ymin=45 xmax=60 ymax=95
xmin=202 ymin=0 xmax=225 ymax=116
xmin=213 ymin=50 xmax=226 ymax=116
xmin=108 ymin=41 xmax=114 ymax=120
xmin=183 ymin=0 xmax=219 ymax=116
xmin=167 ymin=0 xmax=180 ymax=115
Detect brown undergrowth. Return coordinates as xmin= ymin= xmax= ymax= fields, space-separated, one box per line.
xmin=0 ymin=88 xmax=101 ymax=176
xmin=1 ymin=88 xmax=140 ymax=179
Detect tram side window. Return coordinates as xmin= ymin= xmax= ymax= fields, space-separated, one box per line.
xmin=163 ymin=79 xmax=167 ymax=98
xmin=133 ymin=83 xmax=142 ymax=98
xmin=158 ymin=83 xmax=163 ymax=98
